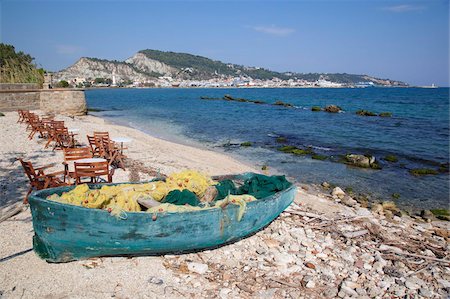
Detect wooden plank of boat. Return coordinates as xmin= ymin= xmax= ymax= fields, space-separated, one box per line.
xmin=28 ymin=173 xmax=296 ymax=263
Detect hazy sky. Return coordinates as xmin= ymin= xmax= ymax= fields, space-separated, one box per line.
xmin=1 ymin=0 xmax=449 ymax=86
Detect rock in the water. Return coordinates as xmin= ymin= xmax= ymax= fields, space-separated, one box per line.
xmin=324 ymin=105 xmax=342 ymax=113
xmin=322 ymin=181 xmax=330 ymax=188
xmin=345 ymin=154 xmax=379 ymax=168
xmin=332 ymin=187 xmax=346 ymax=199
xmin=187 ymin=262 xmax=208 ymax=275
xmin=420 ymin=210 xmax=434 ymax=221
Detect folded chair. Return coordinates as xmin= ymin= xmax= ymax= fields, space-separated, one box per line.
xmin=19 ymin=158 xmax=69 ymax=204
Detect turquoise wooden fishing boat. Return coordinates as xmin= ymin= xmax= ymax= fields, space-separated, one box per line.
xmin=28 ymin=173 xmax=296 ymax=263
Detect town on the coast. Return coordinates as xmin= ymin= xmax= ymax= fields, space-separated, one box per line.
xmin=49 ymin=50 xmax=409 ymax=89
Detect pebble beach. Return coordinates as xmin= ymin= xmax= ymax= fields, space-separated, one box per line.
xmin=0 ymin=111 xmax=449 ymax=298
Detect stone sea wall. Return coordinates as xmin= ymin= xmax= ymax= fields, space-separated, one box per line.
xmin=0 ymin=83 xmax=41 ymax=111
xmin=40 ymin=90 xmax=87 ymax=116
xmin=0 ymin=84 xmax=86 ymax=116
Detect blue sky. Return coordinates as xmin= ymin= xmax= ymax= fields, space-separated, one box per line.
xmin=1 ymin=0 xmax=449 ymax=86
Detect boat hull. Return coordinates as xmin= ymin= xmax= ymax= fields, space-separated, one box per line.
xmin=28 ymin=173 xmax=296 ymax=262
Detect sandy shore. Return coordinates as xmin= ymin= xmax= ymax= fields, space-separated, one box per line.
xmin=0 ymin=111 xmax=448 ymax=298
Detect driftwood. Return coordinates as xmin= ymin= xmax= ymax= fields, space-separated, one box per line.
xmin=379 ymin=247 xmax=450 ymax=264
xmin=0 ymin=202 xmax=26 ymax=223
xmin=342 ymin=229 xmax=369 ymax=238
xmin=284 ymin=210 xmax=330 ymax=221
xmin=270 ymin=277 xmax=299 ymax=288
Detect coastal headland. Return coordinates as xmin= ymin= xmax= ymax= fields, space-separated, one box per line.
xmin=0 ymin=111 xmax=448 ymax=298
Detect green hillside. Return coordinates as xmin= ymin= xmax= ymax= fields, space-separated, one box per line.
xmin=138 ymin=49 xmax=406 ymax=85
xmin=139 ymin=49 xmax=291 ymax=80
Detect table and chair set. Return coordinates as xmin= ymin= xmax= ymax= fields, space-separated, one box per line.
xmin=16 ymin=110 xmax=132 ymax=203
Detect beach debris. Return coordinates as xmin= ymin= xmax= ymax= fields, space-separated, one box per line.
xmin=0 ymin=202 xmax=26 ymax=223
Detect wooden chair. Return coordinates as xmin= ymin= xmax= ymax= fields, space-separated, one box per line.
xmin=87 ymin=135 xmax=101 ymax=157
xmin=18 ymin=158 xmax=69 ymax=204
xmin=52 ymin=127 xmax=77 ymax=151
xmin=63 ymin=147 xmax=93 ymax=181
xmin=74 ymin=161 xmax=114 ymax=184
xmin=96 ymin=136 xmax=127 ymax=169
xmin=94 ymin=132 xmax=109 ymax=139
xmin=44 ymin=121 xmax=66 ymax=149
xmin=17 ymin=109 xmax=29 ymax=123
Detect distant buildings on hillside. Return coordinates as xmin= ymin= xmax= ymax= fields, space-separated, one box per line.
xmin=56 ymin=74 xmax=393 ymax=89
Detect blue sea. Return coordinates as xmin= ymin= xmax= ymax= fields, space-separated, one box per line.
xmin=85 ymin=88 xmax=450 ymax=211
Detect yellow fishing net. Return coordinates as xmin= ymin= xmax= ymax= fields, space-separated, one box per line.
xmin=46 ymin=170 xmax=255 ymax=220
xmin=166 ymin=170 xmax=215 ymax=198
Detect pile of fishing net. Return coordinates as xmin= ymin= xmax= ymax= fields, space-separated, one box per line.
xmin=47 ymin=170 xmax=291 ymax=220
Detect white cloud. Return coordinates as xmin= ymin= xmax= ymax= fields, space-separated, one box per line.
xmin=383 ymin=4 xmax=425 ymax=12
xmin=55 ymin=44 xmax=83 ymax=55
xmin=251 ymin=25 xmax=295 ymax=37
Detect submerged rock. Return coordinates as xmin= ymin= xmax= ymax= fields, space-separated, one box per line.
xmin=356 ymin=110 xmax=377 ymax=116
xmin=384 ymin=155 xmax=398 ymax=163
xmin=409 ymin=168 xmax=438 ymax=176
xmin=311 ymin=154 xmax=327 ymax=160
xmin=273 ymin=100 xmax=294 ymax=108
xmin=430 ymin=209 xmax=450 ymax=221
xmin=311 ymin=106 xmax=322 ymax=112
xmin=276 ymin=137 xmax=287 ymax=143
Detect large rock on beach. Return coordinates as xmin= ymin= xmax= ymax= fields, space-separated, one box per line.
xmin=331 ymin=187 xmax=346 ymax=199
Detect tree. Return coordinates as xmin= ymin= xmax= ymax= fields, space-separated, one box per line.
xmin=56 ymin=80 xmax=69 ymax=88
xmin=0 ymin=43 xmax=44 ymax=85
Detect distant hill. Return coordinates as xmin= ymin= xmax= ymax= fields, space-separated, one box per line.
xmin=54 ymin=49 xmax=407 ymax=86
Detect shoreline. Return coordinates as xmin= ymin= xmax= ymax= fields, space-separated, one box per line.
xmin=92 ymin=110 xmax=448 ymax=215
xmin=0 ymin=111 xmax=449 ymax=298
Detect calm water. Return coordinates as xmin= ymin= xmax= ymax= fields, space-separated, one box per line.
xmin=86 ymin=88 xmax=450 ymax=211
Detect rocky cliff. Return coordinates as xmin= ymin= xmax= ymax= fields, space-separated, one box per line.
xmin=125 ymin=53 xmax=178 ymax=77
xmin=54 ymin=57 xmax=148 ymax=82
